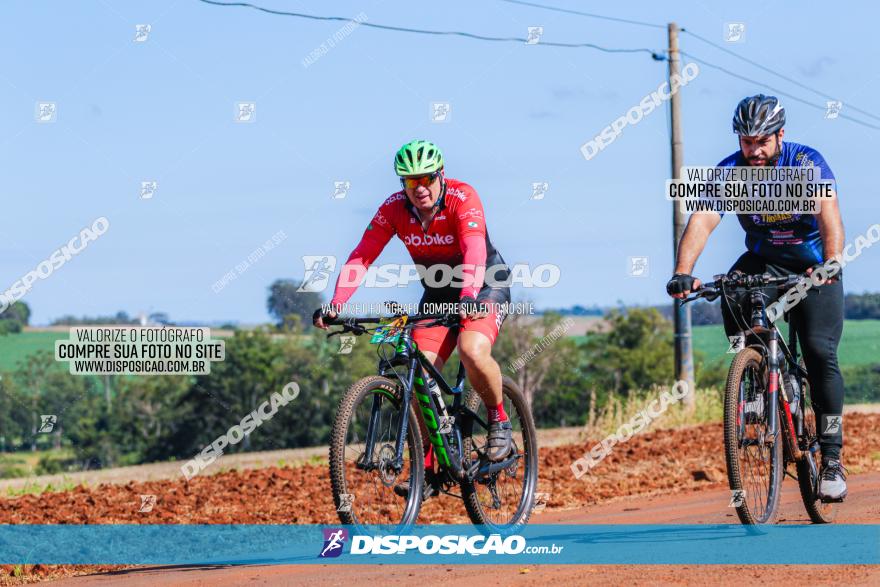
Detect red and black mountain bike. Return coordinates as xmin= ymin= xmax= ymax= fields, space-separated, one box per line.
xmin=684 ymin=272 xmax=839 ymax=524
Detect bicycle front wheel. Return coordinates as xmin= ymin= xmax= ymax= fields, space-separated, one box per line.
xmin=329 ymin=376 xmax=424 ymax=528
xmin=724 ymin=347 xmax=783 ymax=525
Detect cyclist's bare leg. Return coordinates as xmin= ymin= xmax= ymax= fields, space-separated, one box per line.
xmin=421 ymin=350 xmax=444 ymax=371
xmin=457 ymin=330 xmax=503 ymax=406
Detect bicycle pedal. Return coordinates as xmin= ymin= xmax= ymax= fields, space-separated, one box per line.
xmin=819 ymin=493 xmax=846 ymax=504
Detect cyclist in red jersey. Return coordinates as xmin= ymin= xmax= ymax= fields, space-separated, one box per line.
xmin=313 ymin=140 xmax=514 ymax=475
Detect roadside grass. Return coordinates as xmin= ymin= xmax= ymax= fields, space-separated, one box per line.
xmin=306 ymin=454 xmax=326 ymax=466
xmin=581 ymin=385 xmax=724 ymax=439
xmin=0 ymin=449 xmax=74 ymax=479
xmin=4 ymin=477 xmax=80 ymax=498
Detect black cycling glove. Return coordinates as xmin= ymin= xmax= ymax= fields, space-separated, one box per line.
xmin=810 ymin=261 xmax=842 ymax=283
xmin=666 ymin=273 xmax=697 ymax=296
xmin=312 ymin=306 xmax=338 ymax=327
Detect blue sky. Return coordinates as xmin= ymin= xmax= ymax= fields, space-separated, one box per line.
xmin=2 ymin=0 xmax=878 ymax=324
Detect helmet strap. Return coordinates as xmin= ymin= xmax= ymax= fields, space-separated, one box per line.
xmin=434 ymin=169 xmax=447 ymax=211
xmin=767 ymin=134 xmax=783 ymax=166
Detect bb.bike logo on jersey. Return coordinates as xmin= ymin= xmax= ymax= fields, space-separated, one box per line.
xmin=383 ymin=192 xmax=406 ymax=206
xmin=403 ymin=233 xmax=455 ymax=247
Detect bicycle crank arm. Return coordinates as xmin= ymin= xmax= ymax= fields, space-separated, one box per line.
xmin=469 ymin=454 xmax=520 ymax=481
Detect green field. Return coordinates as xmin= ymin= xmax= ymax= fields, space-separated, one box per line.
xmin=691 ymin=319 xmax=880 ymax=367
xmin=1 ymin=321 xmax=878 ymax=374
xmin=568 ymin=319 xmax=879 ymax=370
xmin=0 ymin=331 xmax=69 ymax=373
xmin=0 ymin=330 xmax=237 ymax=373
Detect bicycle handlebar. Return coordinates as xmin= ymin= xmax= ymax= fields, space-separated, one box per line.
xmin=323 ymin=312 xmax=461 ymax=337
xmin=682 ymin=271 xmax=804 ymax=305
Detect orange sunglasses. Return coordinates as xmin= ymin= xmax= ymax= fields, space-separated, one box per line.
xmin=400 ymin=171 xmax=442 ymax=189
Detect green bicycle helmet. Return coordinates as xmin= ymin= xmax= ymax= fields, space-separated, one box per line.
xmin=394 ymin=140 xmax=444 ymax=176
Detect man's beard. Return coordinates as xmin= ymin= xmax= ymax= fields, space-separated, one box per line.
xmin=747 ymin=141 xmax=782 ymax=166
xmin=765 ymin=142 xmax=782 ymax=166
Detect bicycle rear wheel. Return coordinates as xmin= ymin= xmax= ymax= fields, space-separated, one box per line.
xmin=329 ymin=376 xmax=424 ymax=529
xmin=724 ymin=347 xmax=783 ymax=525
xmin=462 ymin=377 xmax=538 ymax=532
xmin=795 ymin=368 xmax=839 ymax=523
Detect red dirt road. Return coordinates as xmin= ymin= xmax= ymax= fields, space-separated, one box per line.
xmin=1 ymin=414 xmax=877 ymax=585
xmin=47 ymin=472 xmax=880 ymax=586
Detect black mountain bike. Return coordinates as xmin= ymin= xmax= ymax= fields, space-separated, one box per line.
xmin=326 ymin=309 xmax=538 ymax=532
xmin=683 ymin=272 xmax=839 ymax=524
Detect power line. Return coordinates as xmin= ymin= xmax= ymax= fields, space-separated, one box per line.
xmin=681 ymin=29 xmax=880 ymax=123
xmin=196 ymin=0 xmax=660 ymax=55
xmin=498 ymin=0 xmax=665 ymax=30
xmin=496 ymin=0 xmax=880 ymax=126
xmin=198 ymin=0 xmax=879 ymax=130
xmin=681 ymin=51 xmax=880 ymax=130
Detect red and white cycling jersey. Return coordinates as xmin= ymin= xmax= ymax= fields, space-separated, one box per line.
xmin=330 ymin=178 xmax=508 ymax=306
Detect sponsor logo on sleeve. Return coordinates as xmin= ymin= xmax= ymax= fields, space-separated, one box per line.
xmin=374 ymin=211 xmax=389 ymax=226
xmin=458 ymin=209 xmax=483 ymax=220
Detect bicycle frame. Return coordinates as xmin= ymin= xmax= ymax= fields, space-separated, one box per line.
xmin=356 ymin=325 xmax=488 ymax=482
xmin=738 ymin=290 xmax=807 ymax=462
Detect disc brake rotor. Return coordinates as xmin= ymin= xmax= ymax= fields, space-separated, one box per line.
xmin=377 ymin=444 xmax=398 ymax=487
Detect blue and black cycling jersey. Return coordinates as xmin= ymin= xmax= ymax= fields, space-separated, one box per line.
xmin=716 ymin=141 xmax=836 ymax=270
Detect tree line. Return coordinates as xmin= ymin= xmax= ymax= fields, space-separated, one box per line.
xmin=0 ymin=282 xmax=877 ymax=478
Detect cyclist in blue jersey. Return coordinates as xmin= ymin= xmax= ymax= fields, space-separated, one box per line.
xmin=666 ymin=95 xmax=847 ymax=501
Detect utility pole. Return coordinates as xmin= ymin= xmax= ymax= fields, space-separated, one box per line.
xmin=668 ymin=22 xmax=695 ymax=409
xmin=104 ymin=374 xmax=112 ymax=411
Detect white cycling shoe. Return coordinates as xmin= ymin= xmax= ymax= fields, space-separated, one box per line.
xmin=818 ymin=459 xmax=847 ymax=502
